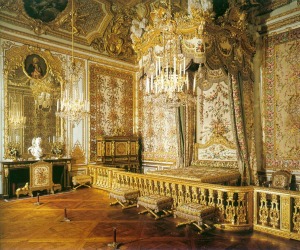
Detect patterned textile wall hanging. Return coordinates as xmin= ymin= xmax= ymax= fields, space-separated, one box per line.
xmin=195 ymin=69 xmax=237 ymax=162
xmin=263 ymin=28 xmax=300 ymax=171
xmin=139 ymin=94 xmax=179 ymax=164
xmin=89 ymin=64 xmax=134 ymax=161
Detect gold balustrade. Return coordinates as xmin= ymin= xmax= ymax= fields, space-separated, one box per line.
xmin=87 ymin=165 xmax=300 ymax=240
xmin=254 ymin=187 xmax=300 ymax=241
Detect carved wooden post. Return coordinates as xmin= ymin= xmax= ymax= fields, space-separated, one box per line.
xmin=171 ymin=183 xmax=178 ymax=207
xmin=281 ymin=194 xmax=291 ymax=232
xmin=236 ymin=192 xmax=247 ymax=225
xmin=225 ymin=192 xmax=236 ymax=225
xmin=269 ymin=194 xmax=279 ymax=229
xmin=258 ymin=192 xmax=269 ymax=226
xmin=192 ymin=186 xmax=199 ymax=203
xmin=199 ymin=187 xmax=206 ymax=205
xmin=153 ymin=180 xmax=159 ymax=195
xmin=139 ymin=177 xmax=144 ymax=195
xmin=177 ymin=184 xmax=184 ymax=206
xmin=208 ymin=189 xmax=214 ymax=207
xmin=165 ymin=182 xmax=171 ymax=198
xmin=217 ymin=190 xmax=225 ymax=223
xmin=185 ymin=185 xmax=192 ymax=204
xmin=292 ymin=197 xmax=300 ymax=234
xmin=159 ymin=181 xmax=165 ymax=196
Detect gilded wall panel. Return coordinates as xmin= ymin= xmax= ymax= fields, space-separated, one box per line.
xmin=89 ymin=64 xmax=134 ymax=161
xmin=264 ymin=28 xmax=300 ymax=170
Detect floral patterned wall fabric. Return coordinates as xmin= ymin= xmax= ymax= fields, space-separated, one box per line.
xmin=196 ymin=69 xmax=237 ymax=161
xmin=89 ymin=64 xmax=134 ymax=161
xmin=139 ymin=95 xmax=178 ymax=164
xmin=263 ymin=28 xmax=300 ymax=170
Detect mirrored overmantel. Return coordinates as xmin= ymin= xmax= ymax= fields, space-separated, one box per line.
xmin=4 ymin=43 xmax=65 ymax=158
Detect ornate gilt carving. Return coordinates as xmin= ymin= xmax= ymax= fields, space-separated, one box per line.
xmin=217 ymin=190 xmax=225 ymax=222
xmin=236 ymin=192 xmax=247 ymax=225
xmin=258 ymin=192 xmax=269 ymax=226
xmin=71 ymin=140 xmax=86 ymax=164
xmin=293 ymin=197 xmax=300 ymax=233
xmin=225 ymin=192 xmax=236 ymax=224
xmin=91 ymin=2 xmax=135 ymax=61
xmin=269 ymin=194 xmax=280 ymax=228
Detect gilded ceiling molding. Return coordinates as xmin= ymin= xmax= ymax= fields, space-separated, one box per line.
xmin=0 ymin=0 xmax=70 ymax=35
xmin=0 ymin=31 xmax=136 ymax=73
xmin=90 ymin=2 xmax=136 ymax=62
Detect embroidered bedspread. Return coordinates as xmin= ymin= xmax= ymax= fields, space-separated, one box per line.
xmin=146 ymin=166 xmax=240 ymax=184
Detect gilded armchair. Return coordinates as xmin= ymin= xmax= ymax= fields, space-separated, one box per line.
xmin=265 ymin=170 xmax=292 ymax=190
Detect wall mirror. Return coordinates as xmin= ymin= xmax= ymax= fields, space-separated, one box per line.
xmin=4 ymin=44 xmax=65 ymax=159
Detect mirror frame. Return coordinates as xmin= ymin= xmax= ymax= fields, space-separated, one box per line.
xmin=3 ymin=44 xmax=65 ymax=159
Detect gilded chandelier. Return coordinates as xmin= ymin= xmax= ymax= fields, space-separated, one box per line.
xmin=131 ymin=0 xmax=213 ymax=107
xmin=56 ymin=0 xmax=89 ymax=125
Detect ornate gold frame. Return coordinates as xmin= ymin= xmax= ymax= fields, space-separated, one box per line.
xmin=3 ymin=43 xmax=65 ymax=156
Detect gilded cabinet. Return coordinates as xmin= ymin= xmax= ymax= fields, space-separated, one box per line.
xmin=96 ymin=136 xmax=140 ymax=172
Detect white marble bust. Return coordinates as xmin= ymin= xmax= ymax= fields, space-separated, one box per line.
xmin=28 ymin=137 xmax=43 ymax=160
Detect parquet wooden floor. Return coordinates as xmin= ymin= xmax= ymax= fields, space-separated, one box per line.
xmin=0 ymin=188 xmax=299 ymax=250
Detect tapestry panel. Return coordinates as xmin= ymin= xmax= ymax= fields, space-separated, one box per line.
xmin=139 ymin=94 xmax=178 ymax=163
xmin=264 ymin=28 xmax=300 ymax=170
xmin=89 ymin=64 xmax=134 ymax=161
xmin=195 ymin=71 xmax=237 ymax=162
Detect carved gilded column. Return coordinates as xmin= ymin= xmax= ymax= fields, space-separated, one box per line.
xmin=192 ymin=186 xmax=199 ymax=203
xmin=178 ymin=184 xmax=184 ymax=205
xmin=281 ymin=195 xmax=291 ymax=231
xmin=259 ymin=192 xmax=269 ymax=226
xmin=293 ymin=197 xmax=300 ymax=234
xmin=208 ymin=189 xmax=214 ymax=207
xmin=217 ymin=190 xmax=225 ymax=223
xmin=199 ymin=187 xmax=207 ymax=205
xmin=236 ymin=192 xmax=247 ymax=225
xmin=159 ymin=180 xmax=165 ymax=195
xmin=270 ymin=194 xmax=280 ymax=228
xmin=171 ymin=183 xmax=178 ymax=206
xmin=185 ymin=185 xmax=192 ymax=203
xmin=225 ymin=192 xmax=236 ymax=224
xmin=165 ymin=182 xmax=171 ymax=198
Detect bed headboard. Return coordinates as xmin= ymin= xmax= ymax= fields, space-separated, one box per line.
xmin=192 ymin=134 xmax=238 ymax=169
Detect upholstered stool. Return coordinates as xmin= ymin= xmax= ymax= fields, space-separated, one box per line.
xmin=109 ymin=187 xmax=140 ymax=209
xmin=174 ymin=203 xmax=216 ymax=234
xmin=137 ymin=194 xmax=173 ymax=220
xmin=72 ymin=175 xmax=92 ymax=190
xmin=52 ymin=183 xmax=62 ymax=193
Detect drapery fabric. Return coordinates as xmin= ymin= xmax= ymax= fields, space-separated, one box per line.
xmin=176 ymin=104 xmax=196 ymax=169
xmin=228 ymin=73 xmax=251 ymax=185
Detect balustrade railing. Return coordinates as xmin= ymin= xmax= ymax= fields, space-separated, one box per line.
xmin=254 ymin=187 xmax=300 ymax=240
xmin=87 ymin=164 xmax=300 ymax=240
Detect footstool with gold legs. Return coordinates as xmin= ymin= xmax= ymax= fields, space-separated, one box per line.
xmin=174 ymin=203 xmax=216 ymax=234
xmin=109 ymin=187 xmax=140 ymax=209
xmin=72 ymin=175 xmax=92 ymax=190
xmin=137 ymin=194 xmax=173 ymax=220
